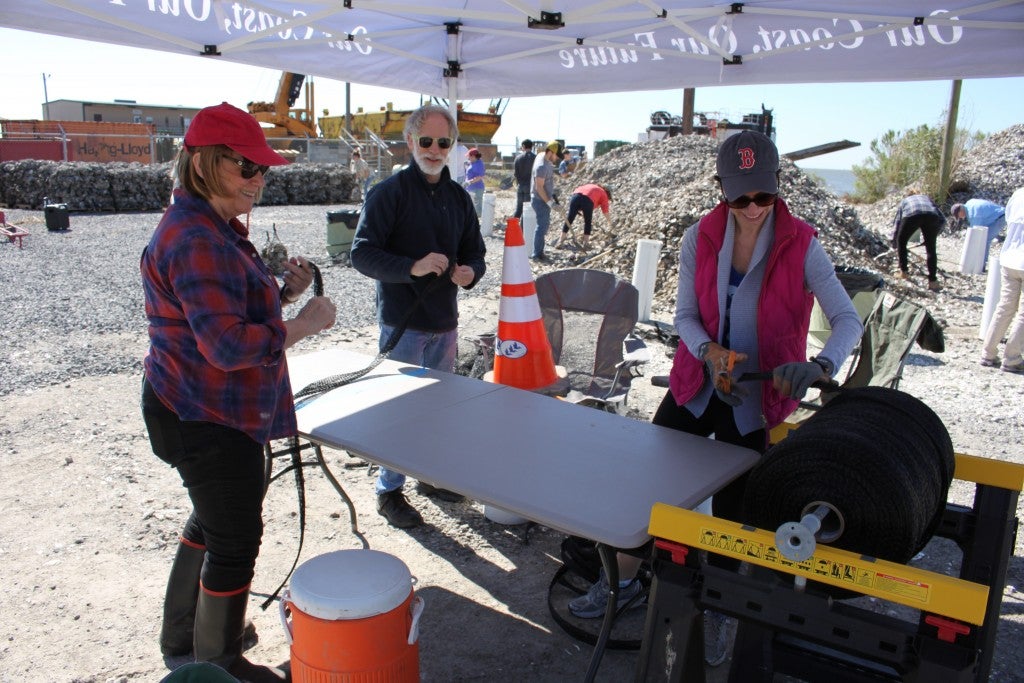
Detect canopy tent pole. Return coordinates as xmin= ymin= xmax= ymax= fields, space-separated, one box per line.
xmin=445 ymin=22 xmax=461 ymax=180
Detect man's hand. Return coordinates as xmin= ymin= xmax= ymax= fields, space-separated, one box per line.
xmin=451 ymin=264 xmax=475 ymax=287
xmin=411 ymin=252 xmax=450 ymax=277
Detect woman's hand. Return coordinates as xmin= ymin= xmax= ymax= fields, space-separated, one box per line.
xmin=298 ymin=296 xmax=336 ymax=334
xmin=700 ymin=342 xmax=749 ymax=406
xmin=281 ymin=256 xmax=314 ymax=303
xmin=773 ymin=362 xmax=825 ymax=400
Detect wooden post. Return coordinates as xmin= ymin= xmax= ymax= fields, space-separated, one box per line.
xmin=682 ymin=88 xmax=695 ymax=135
xmin=937 ymin=79 xmax=961 ymax=203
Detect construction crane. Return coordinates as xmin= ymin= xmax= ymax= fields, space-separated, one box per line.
xmin=247 ymin=72 xmax=317 ymax=139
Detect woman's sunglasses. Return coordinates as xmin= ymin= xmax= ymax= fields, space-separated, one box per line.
xmin=724 ymin=192 xmax=777 ymax=209
xmin=225 ymin=155 xmax=270 ymax=179
xmin=417 ymin=136 xmax=452 ymax=149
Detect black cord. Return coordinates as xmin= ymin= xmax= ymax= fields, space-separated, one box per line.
xmin=294 ymin=262 xmax=455 ymax=400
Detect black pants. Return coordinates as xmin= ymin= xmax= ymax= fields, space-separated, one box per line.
xmin=895 ymin=213 xmax=944 ymax=281
xmin=564 ymin=193 xmax=595 ymax=235
xmin=514 ymin=185 xmax=530 ymax=219
xmin=141 ymin=377 xmax=267 ymax=593
xmin=651 ymin=390 xmax=766 ymax=524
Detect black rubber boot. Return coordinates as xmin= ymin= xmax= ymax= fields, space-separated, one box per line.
xmin=194 ymin=587 xmax=289 ymax=682
xmin=159 ymin=540 xmax=205 ymax=656
xmin=160 ymin=541 xmax=258 ymax=658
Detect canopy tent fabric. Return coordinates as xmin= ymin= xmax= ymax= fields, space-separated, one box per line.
xmin=2 ymin=1 xmax=1023 ymax=102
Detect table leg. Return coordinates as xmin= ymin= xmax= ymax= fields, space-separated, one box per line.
xmin=314 ymin=444 xmax=368 ymax=549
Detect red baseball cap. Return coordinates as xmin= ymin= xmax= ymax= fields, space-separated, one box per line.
xmin=467 ymin=147 xmax=480 ymax=157
xmin=184 ymin=102 xmax=289 ymax=167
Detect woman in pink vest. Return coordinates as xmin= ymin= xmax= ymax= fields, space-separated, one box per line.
xmin=567 ymin=132 xmax=863 ymax=664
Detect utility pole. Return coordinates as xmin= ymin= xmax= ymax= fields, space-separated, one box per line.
xmin=42 ymin=72 xmax=51 ymax=120
xmin=682 ymin=88 xmax=695 ymax=134
xmin=937 ymin=79 xmax=962 ymax=204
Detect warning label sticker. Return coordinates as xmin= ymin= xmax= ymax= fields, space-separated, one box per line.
xmin=699 ymin=527 xmax=930 ymax=602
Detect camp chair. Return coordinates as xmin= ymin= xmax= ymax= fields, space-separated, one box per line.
xmin=807 ymin=266 xmax=886 ymax=354
xmin=786 ymin=290 xmax=945 ymax=427
xmin=535 ymin=268 xmax=651 ymax=414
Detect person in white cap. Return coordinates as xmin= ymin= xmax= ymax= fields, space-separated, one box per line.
xmin=566 ymin=131 xmax=862 ymax=668
xmin=140 ymin=102 xmax=337 ymax=681
xmin=979 ymin=187 xmax=1024 ymax=373
xmin=951 ymin=198 xmax=1006 ymax=272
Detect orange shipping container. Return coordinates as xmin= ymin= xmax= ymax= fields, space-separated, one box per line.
xmin=0 ymin=120 xmax=157 ymax=163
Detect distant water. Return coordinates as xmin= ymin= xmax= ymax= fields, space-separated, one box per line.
xmin=802 ymin=168 xmax=856 ymax=197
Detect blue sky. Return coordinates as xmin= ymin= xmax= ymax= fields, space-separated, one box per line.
xmin=1 ymin=27 xmax=1021 ymax=170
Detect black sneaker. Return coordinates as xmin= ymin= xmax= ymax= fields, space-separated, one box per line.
xmin=416 ymin=481 xmax=465 ymax=503
xmin=376 ymin=489 xmax=423 ymax=528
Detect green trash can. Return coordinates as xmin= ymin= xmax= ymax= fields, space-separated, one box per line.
xmin=326 ymin=209 xmax=359 ymax=261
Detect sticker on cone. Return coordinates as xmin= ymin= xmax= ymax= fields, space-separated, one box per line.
xmin=492 ymin=218 xmax=559 ymax=390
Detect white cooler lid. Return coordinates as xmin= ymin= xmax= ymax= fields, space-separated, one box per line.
xmin=289 ymin=549 xmax=412 ymax=620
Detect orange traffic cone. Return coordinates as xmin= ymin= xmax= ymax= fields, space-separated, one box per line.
xmin=490 ymin=218 xmax=561 ymax=392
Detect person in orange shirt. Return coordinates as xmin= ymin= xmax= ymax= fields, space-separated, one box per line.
xmin=555 ymin=183 xmax=613 ymax=251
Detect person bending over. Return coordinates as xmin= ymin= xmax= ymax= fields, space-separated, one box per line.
xmin=555 ymin=183 xmax=613 ymax=251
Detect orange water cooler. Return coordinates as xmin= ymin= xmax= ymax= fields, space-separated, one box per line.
xmin=280 ymin=549 xmax=424 ymax=682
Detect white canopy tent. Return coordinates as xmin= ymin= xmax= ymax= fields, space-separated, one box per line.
xmin=2 ymin=1 xmax=1023 ymax=107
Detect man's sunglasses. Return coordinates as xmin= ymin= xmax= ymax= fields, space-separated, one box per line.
xmin=724 ymin=192 xmax=777 ymax=209
xmin=417 ymin=136 xmax=452 ymax=149
xmin=225 ymin=155 xmax=270 ymax=179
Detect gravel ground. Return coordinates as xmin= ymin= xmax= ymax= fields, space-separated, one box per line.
xmin=1 ymin=183 xmax=1022 ymax=680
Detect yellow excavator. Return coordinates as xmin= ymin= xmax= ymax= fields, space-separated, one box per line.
xmin=247 ymin=72 xmax=318 ymax=139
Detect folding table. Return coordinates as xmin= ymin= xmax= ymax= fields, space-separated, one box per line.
xmin=288 ymin=348 xmax=760 ymax=680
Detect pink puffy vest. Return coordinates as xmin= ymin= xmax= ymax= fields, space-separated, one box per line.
xmin=668 ymin=200 xmax=815 ymax=429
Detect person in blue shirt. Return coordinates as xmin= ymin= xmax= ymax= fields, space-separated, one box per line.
xmin=951 ymin=199 xmax=1006 ymax=271
xmin=464 ymin=147 xmax=486 ymax=217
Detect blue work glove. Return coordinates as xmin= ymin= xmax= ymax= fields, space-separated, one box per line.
xmin=773 ymin=362 xmax=826 ymax=400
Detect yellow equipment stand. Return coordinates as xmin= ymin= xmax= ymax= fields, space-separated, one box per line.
xmin=636 ymin=452 xmax=1024 ymax=682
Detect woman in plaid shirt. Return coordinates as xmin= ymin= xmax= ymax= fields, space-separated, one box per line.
xmin=140 ymin=103 xmax=335 ymax=681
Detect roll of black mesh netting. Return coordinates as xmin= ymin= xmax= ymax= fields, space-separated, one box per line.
xmin=743 ymin=387 xmax=954 ymax=565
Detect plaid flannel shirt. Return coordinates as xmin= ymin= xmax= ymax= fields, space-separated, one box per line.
xmin=141 ymin=189 xmax=294 ymax=444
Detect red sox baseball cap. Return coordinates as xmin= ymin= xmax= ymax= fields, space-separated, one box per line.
xmin=716 ymin=130 xmax=779 ymax=202
xmin=184 ymin=102 xmax=290 ymax=167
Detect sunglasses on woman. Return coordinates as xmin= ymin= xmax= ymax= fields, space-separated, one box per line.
xmin=725 ymin=192 xmax=777 ymax=209
xmin=417 ymin=136 xmax=452 ymax=149
xmin=225 ymin=155 xmax=270 ymax=179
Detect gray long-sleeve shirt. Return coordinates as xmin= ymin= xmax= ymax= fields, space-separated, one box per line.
xmin=673 ymin=209 xmax=863 ymax=434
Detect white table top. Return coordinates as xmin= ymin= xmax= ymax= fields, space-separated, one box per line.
xmin=289 ymin=349 xmax=760 ymax=549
